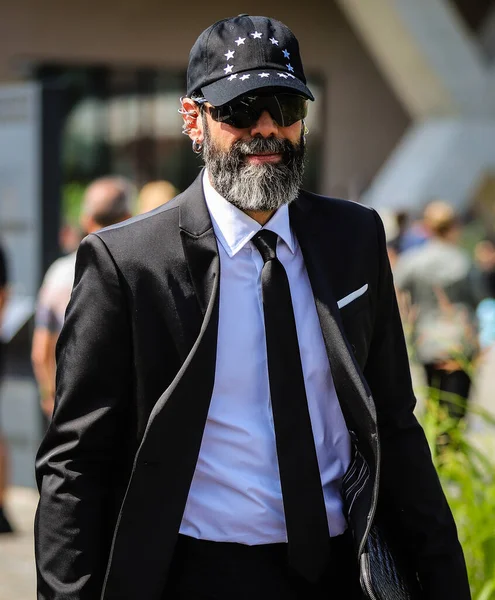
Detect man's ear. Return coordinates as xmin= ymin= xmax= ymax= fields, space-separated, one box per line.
xmin=180 ymin=97 xmax=204 ymax=144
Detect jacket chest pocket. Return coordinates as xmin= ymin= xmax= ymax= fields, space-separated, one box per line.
xmin=339 ymin=291 xmax=372 ymax=368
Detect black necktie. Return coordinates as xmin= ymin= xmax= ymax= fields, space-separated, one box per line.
xmin=252 ymin=229 xmax=332 ymax=583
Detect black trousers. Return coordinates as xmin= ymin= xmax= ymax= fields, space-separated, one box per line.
xmin=163 ymin=532 xmax=365 ymax=600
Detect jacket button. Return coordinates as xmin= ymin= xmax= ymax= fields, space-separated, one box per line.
xmin=351 ymin=344 xmax=357 ymax=354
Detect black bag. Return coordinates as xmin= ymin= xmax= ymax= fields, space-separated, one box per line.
xmin=342 ymin=434 xmax=424 ymax=600
xmin=360 ymin=522 xmax=424 ymax=600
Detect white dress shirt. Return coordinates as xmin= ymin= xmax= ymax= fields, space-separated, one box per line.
xmin=180 ymin=171 xmax=351 ymax=544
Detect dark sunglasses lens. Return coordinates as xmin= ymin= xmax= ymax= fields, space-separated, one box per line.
xmin=208 ymin=95 xmax=307 ymax=128
xmin=208 ymin=103 xmax=257 ymax=128
xmin=265 ymin=95 xmax=308 ymax=127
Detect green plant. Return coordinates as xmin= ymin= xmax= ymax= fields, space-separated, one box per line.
xmin=419 ymin=392 xmax=495 ymax=599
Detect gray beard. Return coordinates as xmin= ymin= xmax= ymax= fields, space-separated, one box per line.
xmin=202 ymin=121 xmax=306 ymax=212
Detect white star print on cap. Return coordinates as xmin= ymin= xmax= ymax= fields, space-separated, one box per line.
xmin=186 ymin=14 xmax=314 ymax=106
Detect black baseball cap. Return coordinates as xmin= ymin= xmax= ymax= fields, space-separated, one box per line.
xmin=187 ymin=14 xmax=314 ymax=106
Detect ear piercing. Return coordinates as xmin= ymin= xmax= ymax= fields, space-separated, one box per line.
xmin=179 ymin=96 xmax=199 ymax=136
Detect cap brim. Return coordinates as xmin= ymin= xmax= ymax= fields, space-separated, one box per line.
xmin=201 ymin=69 xmax=314 ymax=106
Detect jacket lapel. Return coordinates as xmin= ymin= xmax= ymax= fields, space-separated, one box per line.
xmin=290 ymin=196 xmax=379 ymax=550
xmin=179 ymin=171 xmax=220 ymax=317
xmin=290 ymin=195 xmax=377 ymax=444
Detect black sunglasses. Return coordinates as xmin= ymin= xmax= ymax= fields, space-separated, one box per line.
xmin=201 ymin=94 xmax=308 ymax=129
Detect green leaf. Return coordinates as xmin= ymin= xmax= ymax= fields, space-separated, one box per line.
xmin=418 ymin=380 xmax=495 ymax=597
xmin=483 ymin=537 xmax=495 ymax=581
xmin=476 ymin=580 xmax=495 ymax=600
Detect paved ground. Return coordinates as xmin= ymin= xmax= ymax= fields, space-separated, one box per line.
xmin=1 ymin=350 xmax=495 ymax=600
xmin=0 ymin=487 xmax=37 ymax=600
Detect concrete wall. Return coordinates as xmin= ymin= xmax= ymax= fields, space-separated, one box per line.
xmin=0 ymin=0 xmax=409 ymax=197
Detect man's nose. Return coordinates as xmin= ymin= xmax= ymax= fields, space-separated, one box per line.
xmin=249 ymin=110 xmax=279 ymax=137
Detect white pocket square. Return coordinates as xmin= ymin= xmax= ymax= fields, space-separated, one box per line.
xmin=337 ymin=284 xmax=369 ymax=309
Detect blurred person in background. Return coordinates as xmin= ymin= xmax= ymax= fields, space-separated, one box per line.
xmin=376 ymin=208 xmax=429 ymax=270
xmin=474 ymin=237 xmax=495 ymax=352
xmin=58 ymin=221 xmax=83 ymax=255
xmin=137 ymin=180 xmax=179 ymax=214
xmin=394 ymin=200 xmax=482 ymax=423
xmin=31 ymin=177 xmax=133 ymax=419
xmin=0 ymin=242 xmax=13 ymax=533
xmin=397 ymin=210 xmax=429 ymax=254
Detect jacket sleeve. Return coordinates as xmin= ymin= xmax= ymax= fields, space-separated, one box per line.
xmin=35 ymin=234 xmax=133 ymax=600
xmin=363 ymin=210 xmax=471 ymax=600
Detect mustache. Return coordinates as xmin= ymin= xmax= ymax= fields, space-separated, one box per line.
xmin=230 ymin=136 xmax=300 ymax=162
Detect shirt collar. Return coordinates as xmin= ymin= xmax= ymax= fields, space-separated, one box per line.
xmin=202 ymin=170 xmax=295 ymax=258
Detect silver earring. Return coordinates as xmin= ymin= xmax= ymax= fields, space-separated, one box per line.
xmin=192 ymin=139 xmax=203 ymax=154
xmin=302 ymin=120 xmax=309 ymax=144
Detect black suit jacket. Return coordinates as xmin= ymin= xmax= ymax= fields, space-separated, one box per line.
xmin=35 ymin=172 xmax=470 ymax=600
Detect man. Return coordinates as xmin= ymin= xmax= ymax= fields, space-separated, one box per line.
xmin=0 ymin=242 xmax=13 ymax=533
xmin=31 ymin=177 xmax=133 ymax=418
xmin=35 ymin=15 xmax=470 ymax=600
xmin=394 ymin=200 xmax=481 ymax=423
